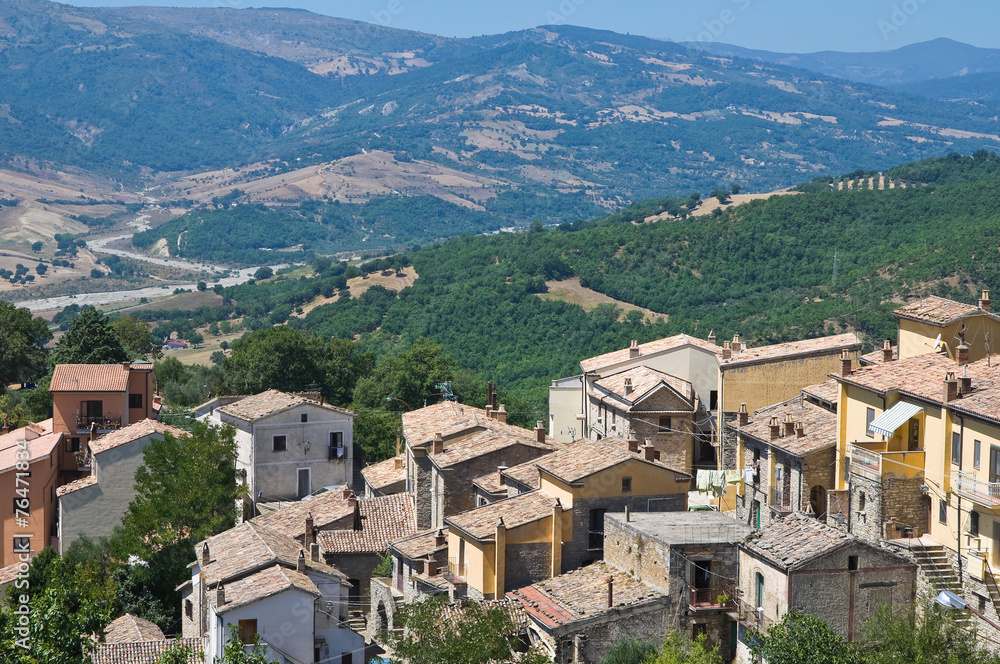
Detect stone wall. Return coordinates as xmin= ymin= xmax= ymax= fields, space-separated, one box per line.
xmin=720 ymin=413 xmax=740 ymax=470
xmin=504 ymin=542 xmax=551 ymax=593
xmin=881 ymin=476 xmax=928 ymax=537
xmin=545 ymin=601 xmax=672 ymax=664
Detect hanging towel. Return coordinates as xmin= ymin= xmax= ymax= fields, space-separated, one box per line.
xmin=697 ymin=469 xmax=711 ymax=492
xmin=709 ymin=470 xmax=726 ymax=497
xmin=742 ymin=468 xmax=755 ymax=485
xmin=725 ymin=469 xmax=742 ymax=485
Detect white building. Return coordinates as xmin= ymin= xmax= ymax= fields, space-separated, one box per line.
xmin=201 ymin=390 xmax=355 ymax=505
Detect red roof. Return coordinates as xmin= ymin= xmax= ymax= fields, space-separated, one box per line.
xmin=50 ymin=364 xmax=129 ymax=392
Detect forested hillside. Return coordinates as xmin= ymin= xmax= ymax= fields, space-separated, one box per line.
xmin=122 ymin=152 xmax=1000 ymax=417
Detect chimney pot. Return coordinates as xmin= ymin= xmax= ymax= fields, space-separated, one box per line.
xmin=535 ymin=421 xmax=546 ymax=444
xmin=629 ymin=340 xmax=640 ymax=358
xmin=795 ymin=422 xmax=805 ymax=438
xmin=496 ymin=404 xmax=507 ymax=424
xmin=722 ymin=340 xmax=732 ymax=360
xmin=981 ymin=289 xmax=992 ymax=313
xmin=960 ymin=373 xmax=973 ymax=396
xmin=433 ymin=432 xmax=444 ymax=455
xmin=435 ymin=528 xmax=446 ymax=547
xmin=769 ymin=417 xmax=780 ymax=441
xmin=957 ymin=344 xmax=970 ymax=367
xmin=297 ymin=550 xmax=306 ymax=572
xmin=498 ymin=465 xmax=507 ymax=486
xmin=627 ymin=435 xmax=639 ymax=453
xmin=202 ymin=543 xmax=210 ymax=566
xmin=707 ymin=329 xmax=716 ymax=345
xmin=394 ymin=455 xmax=403 ymax=470
xmin=485 ymin=405 xmax=494 ymax=420
xmin=608 ymin=575 xmax=614 ymax=608
xmin=310 ymin=542 xmax=320 ymax=562
xmin=840 ymin=349 xmax=853 ymax=377
xmin=783 ymin=413 xmax=795 ymax=437
xmin=882 ymin=339 xmax=893 ymax=363
xmin=737 ymin=403 xmax=749 ymax=427
xmin=216 ymin=584 xmax=225 ymax=606
xmin=731 ymin=333 xmax=742 ymax=353
xmin=304 ymin=512 xmax=314 ymax=548
xmin=944 ymin=372 xmax=959 ymax=403
xmin=623 ymin=378 xmax=633 ymax=397
xmin=642 ymin=443 xmax=656 ymax=462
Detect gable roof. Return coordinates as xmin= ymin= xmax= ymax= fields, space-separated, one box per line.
xmin=580 ymin=334 xmax=722 ymax=373
xmin=315 ymin=493 xmax=417 ymax=554
xmin=721 ymin=333 xmax=861 ymax=369
xmin=591 ymin=365 xmax=696 ymax=409
xmin=361 ymin=455 xmax=406 ymax=492
xmin=250 ymin=485 xmax=355 ymax=537
xmin=103 ymin=614 xmax=165 ymax=644
xmin=213 ymin=564 xmax=320 ymax=614
xmin=0 ymin=431 xmax=60 ymax=475
xmin=401 ymin=401 xmax=556 ymax=448
xmin=390 ymin=528 xmax=448 ymax=561
xmin=801 ymin=379 xmax=839 ymax=405
xmin=536 ymin=437 xmax=689 ymax=485
xmin=90 ymin=420 xmax=187 ymax=455
xmin=742 ymin=513 xmax=853 ymax=570
xmin=91 ymin=638 xmax=204 ymax=664
xmin=217 ymin=389 xmax=354 ymax=422
xmin=57 ymin=474 xmax=98 ymax=497
xmin=446 ymin=490 xmax=557 ymax=541
xmin=733 ymin=395 xmax=837 ymax=458
xmin=430 ymin=427 xmax=554 ymax=469
xmin=50 ymin=364 xmax=130 ymax=392
xmin=509 ymin=561 xmax=665 ymax=629
xmin=894 ymin=295 xmax=990 ymax=326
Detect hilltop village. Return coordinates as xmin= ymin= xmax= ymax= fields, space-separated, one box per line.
xmin=5 ymin=289 xmax=1000 ymax=663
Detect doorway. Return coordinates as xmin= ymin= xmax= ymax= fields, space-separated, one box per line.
xmin=297 ymin=468 xmax=311 ymax=498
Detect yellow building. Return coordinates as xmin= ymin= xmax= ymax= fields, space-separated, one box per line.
xmin=894 ymin=290 xmax=1000 ymax=363
xmin=444 ymin=438 xmax=691 ymax=599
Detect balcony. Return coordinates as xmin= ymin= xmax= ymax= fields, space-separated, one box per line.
xmin=849 ymin=444 xmax=925 ymax=482
xmin=588 ymin=530 xmax=605 ymax=551
xmin=447 ymin=558 xmax=467 ymax=580
xmin=730 ymin=593 xmax=776 ymax=632
xmin=955 ymin=471 xmax=1000 ymax=507
xmin=769 ymin=486 xmax=792 ymax=513
xmin=689 ymin=584 xmax=734 ymax=610
xmin=76 ymin=416 xmax=122 ymax=432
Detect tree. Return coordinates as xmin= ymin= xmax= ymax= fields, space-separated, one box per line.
xmin=353 ymin=338 xmax=456 ymax=412
xmin=646 ymin=632 xmax=724 ymax=664
xmin=112 ymin=316 xmax=163 ymax=360
xmin=860 ymin=602 xmax=1000 ymax=664
xmin=253 ymin=267 xmax=273 ymax=281
xmin=91 ymin=268 xmax=104 ymax=279
xmin=218 ymin=624 xmax=276 ymax=664
xmin=731 ymin=184 xmax=742 ymax=194
xmin=599 ymin=637 xmax=658 ymax=664
xmin=31 ymin=241 xmax=42 ymax=252
xmin=0 ymin=301 xmax=52 ymax=389
xmin=210 ymin=350 xmax=226 ymax=365
xmin=751 ymin=612 xmax=858 ymax=664
xmin=185 ymin=331 xmax=204 ymax=346
xmin=197 ymin=281 xmax=207 ymax=292
xmin=158 ymin=642 xmax=199 ymax=664
xmin=50 ymin=306 xmax=128 ymax=366
xmin=35 ymin=263 xmax=47 ymax=275
xmin=223 ymin=327 xmax=327 ymax=395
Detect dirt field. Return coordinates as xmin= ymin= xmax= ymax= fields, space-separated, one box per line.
xmin=538 ymin=277 xmax=665 ymax=322
xmin=295 ymin=266 xmax=419 ymax=317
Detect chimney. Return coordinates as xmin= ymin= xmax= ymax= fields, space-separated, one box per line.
xmin=2 ymin=425 xmax=8 ymax=435
xmin=535 ymin=421 xmax=546 ymax=444
xmin=960 ymin=368 xmax=973 ymax=396
xmin=957 ymin=344 xmax=970 ymax=367
xmin=981 ymin=289 xmax=992 ymax=313
xmin=498 ymin=465 xmax=507 ymax=486
xmin=551 ymin=498 xmax=563 ymax=577
xmin=944 ymin=372 xmax=959 ymax=403
xmin=768 ymin=417 xmax=780 ymax=441
xmin=495 ymin=518 xmax=507 ymax=596
xmin=122 ymin=361 xmax=131 ymax=370
xmin=496 ymin=404 xmax=507 ymax=424
xmin=487 ymin=381 xmax=496 ymax=410
xmin=653 ymin=449 xmax=661 ymax=461
xmin=707 ymin=329 xmax=716 ymax=346
xmin=394 ymin=455 xmax=403 ymax=470
xmin=722 ymin=341 xmax=732 ymax=361
xmin=434 ymin=528 xmax=446 ymax=548
xmin=629 ymin=340 xmax=640 ymax=358
xmin=297 ymin=550 xmax=306 ymax=572
xmin=731 ymin=333 xmax=743 ymax=353
xmin=216 ymin=584 xmax=225 ymax=606
xmin=642 ymin=442 xmax=656 ymax=462
xmin=783 ymin=413 xmax=795 ymax=437
xmin=304 ymin=512 xmax=314 ymax=548
xmin=433 ymin=432 xmax=444 ymax=455
xmin=201 ymin=543 xmax=210 ymax=566
xmin=624 ymin=505 xmax=631 ymax=522
xmin=795 ymin=422 xmax=805 ymax=438
xmin=627 ymin=434 xmax=639 ymax=453
xmin=343 ymin=487 xmax=353 ymax=499
xmin=882 ymin=339 xmax=893 ymax=363
xmin=737 ymin=403 xmax=749 ymax=427
xmin=486 ymin=405 xmax=494 ymax=420
xmin=839 ymin=349 xmax=853 ymax=377
xmin=608 ymin=575 xmax=614 ymax=608
xmin=353 ymin=497 xmax=362 ymax=531
xmin=623 ymin=378 xmax=633 ymax=397
xmin=310 ymin=542 xmax=320 ymax=562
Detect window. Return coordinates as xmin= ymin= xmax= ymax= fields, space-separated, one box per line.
xmin=692 ymin=623 xmax=708 ymax=639
xmin=858 ymin=491 xmax=866 ymax=512
xmin=80 ymin=400 xmax=103 ymax=425
xmin=866 ymin=408 xmax=875 ymax=436
xmin=952 ymin=432 xmax=962 ymax=466
xmin=975 ymin=440 xmax=982 ymax=469
xmin=658 ymin=416 xmax=672 ymax=432
xmin=848 ymin=555 xmax=859 ymax=571
xmin=301 ymin=413 xmax=308 ymax=423
xmin=991 ymin=446 xmax=1000 ymax=484
xmin=755 ymin=572 xmax=764 ymax=608
xmin=297 ymin=468 xmax=311 ymax=498
xmin=330 ymin=431 xmax=344 ymax=459
xmin=12 ymin=537 xmax=30 ymax=554
xmin=751 ymin=500 xmax=761 ymax=529
xmin=588 ymin=509 xmax=606 ymax=550
xmin=128 ymin=393 xmax=143 ymax=409
xmin=477 ymin=495 xmax=488 ymax=507
xmin=272 ymin=435 xmax=287 ymax=452
xmin=971 ymin=511 xmax=981 ymax=537
xmin=185 ymin=599 xmax=193 ymax=619
xmin=622 ymin=477 xmax=632 ymax=493
xmin=237 ymin=619 xmax=258 ymax=644
xmin=939 ymin=499 xmax=948 ymax=524
xmin=709 ymin=390 xmax=719 ymax=411
xmin=65 ymin=437 xmax=81 ymax=453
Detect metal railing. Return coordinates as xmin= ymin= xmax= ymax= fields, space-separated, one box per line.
xmin=849 ymin=444 xmax=881 ymax=480
xmin=769 ymin=486 xmax=791 ymax=512
xmin=732 ymin=594 xmax=775 ymax=631
xmin=689 ymin=585 xmax=734 ymax=609
xmin=76 ymin=416 xmax=122 ymax=431
xmin=588 ymin=530 xmax=604 ymax=551
xmin=955 ymin=471 xmax=1000 ymax=507
xmin=448 ymin=558 xmax=467 ymax=579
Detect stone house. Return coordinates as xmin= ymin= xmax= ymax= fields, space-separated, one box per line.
xmin=360 ymin=453 xmax=405 ymax=498
xmin=201 ymin=390 xmax=355 ymax=507
xmin=91 ymin=613 xmax=204 ymax=664
xmin=56 ymin=419 xmax=186 ymax=553
xmin=733 ymin=513 xmax=916 ymax=664
xmin=587 ymin=365 xmax=713 ymax=474
xmin=179 ymin=520 xmax=363 ymax=664
xmin=729 ymin=381 xmax=838 ymax=530
xmin=603 ymin=510 xmax=753 ymax=662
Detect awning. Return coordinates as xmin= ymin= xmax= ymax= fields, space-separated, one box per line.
xmin=868 ymin=401 xmax=923 ymax=437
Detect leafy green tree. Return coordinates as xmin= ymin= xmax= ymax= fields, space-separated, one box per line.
xmin=223 ymin=327 xmax=327 ymax=395
xmin=185 ymin=331 xmax=204 ymax=346
xmin=731 ymin=184 xmax=741 ymax=194
xmin=31 ymin=241 xmax=42 ymax=252
xmin=210 ymin=350 xmax=226 ymax=365
xmin=860 ymin=602 xmax=1000 ymax=664
xmin=197 ymin=281 xmax=207 ymax=292
xmin=112 ymin=316 xmax=163 ymax=360
xmin=646 ymin=632 xmax=723 ymax=664
xmin=158 ymin=642 xmax=200 ymax=664
xmin=35 ymin=263 xmax=46 ymax=275
xmin=253 ymin=267 xmax=273 ymax=281
xmin=353 ymin=338 xmax=456 ymax=412
xmin=599 ymin=636 xmax=658 ymax=664
xmin=50 ymin=306 xmax=128 ymax=366
xmin=218 ymin=624 xmax=275 ymax=663
xmin=751 ymin=612 xmax=858 ymax=664
xmin=0 ymin=302 xmax=51 ymax=389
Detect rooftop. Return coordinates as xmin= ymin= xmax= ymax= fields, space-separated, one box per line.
xmin=0 ymin=431 xmax=61 ymax=475
xmin=57 ymin=474 xmax=98 ymax=497
xmin=734 ymin=395 xmax=838 ymax=457
xmin=50 ymin=363 xmax=130 ymax=392
xmin=721 ymin=333 xmax=861 ymax=368
xmin=217 ymin=389 xmax=353 ymax=422
xmin=801 ymin=379 xmax=840 ymax=405
xmin=250 ymin=485 xmax=355 ymax=538
xmin=402 ymin=401 xmax=555 ymax=449
xmin=446 ymin=490 xmax=557 ymax=541
xmin=316 ymin=493 xmax=417 ymax=554
xmin=536 ymin=438 xmax=688 ymax=485
xmin=90 ymin=420 xmax=187 ymax=455
xmin=91 ymin=638 xmax=204 ymax=664
xmin=430 ymin=427 xmax=553 ymax=469
xmin=591 ymin=365 xmax=695 ymax=408
xmin=390 ymin=528 xmax=448 ymax=561
xmin=742 ymin=513 xmax=851 ymax=570
xmin=894 ymin=295 xmax=989 ymax=326
xmin=103 ymin=614 xmax=165 ymax=644
xmin=605 ymin=510 xmax=752 ymax=546
xmin=580 ymin=334 xmax=722 ymax=373
xmin=361 ymin=455 xmax=406 ymax=492
xmin=859 ymin=345 xmax=898 ymax=366
xmin=472 ymin=469 xmax=508 ymax=496
xmin=212 ymin=564 xmax=319 ymax=614
xmin=509 ymin=561 xmax=665 ymax=629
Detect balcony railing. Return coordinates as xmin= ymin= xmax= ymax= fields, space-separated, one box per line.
xmin=769 ymin=486 xmax=791 ymax=513
xmin=955 ymin=471 xmax=1000 ymax=507
xmin=849 ymin=444 xmax=882 ymax=480
xmin=731 ymin=594 xmax=775 ymax=631
xmin=689 ymin=585 xmax=734 ymax=609
xmin=588 ymin=530 xmax=605 ymax=551
xmin=447 ymin=558 xmax=467 ymax=580
xmin=76 ymin=416 xmax=122 ymax=432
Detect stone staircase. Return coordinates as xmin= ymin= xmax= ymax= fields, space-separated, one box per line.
xmin=907 ymin=541 xmax=973 ymax=628
xmin=347 ymin=609 xmax=368 ymax=633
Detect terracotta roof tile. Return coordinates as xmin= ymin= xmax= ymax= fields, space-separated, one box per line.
xmin=251 ymin=485 xmax=355 ymax=537
xmin=361 ymin=455 xmax=406 ymax=492
xmin=0 ymin=431 xmax=60 ymax=475
xmin=580 ymin=334 xmax=722 ymax=373
xmin=90 ymin=420 xmax=187 ymax=455
xmin=401 ymin=401 xmax=556 ymax=448
xmin=509 ymin=561 xmax=665 ymax=628
xmin=57 ymin=474 xmax=97 ymax=497
xmin=390 ymin=528 xmax=448 ymax=561
xmin=446 ymin=490 xmax=557 ymax=540
xmin=103 ymin=614 xmax=165 ymax=643
xmin=316 ymin=493 xmax=417 ymax=554
xmin=213 ymin=564 xmax=319 ymax=614
xmin=801 ymin=379 xmax=840 ymax=405
xmin=472 ymin=470 xmax=508 ymax=496
xmin=894 ymin=296 xmax=987 ymax=325
xmin=50 ymin=364 xmax=129 ymax=392
xmin=0 ymin=562 xmax=20 ymax=586
xmin=91 ymin=638 xmax=204 ymax=664
xmin=733 ymin=396 xmax=837 ymax=457
xmin=431 ymin=427 xmax=553 ymax=469
xmin=536 ymin=438 xmax=689 ymax=484
xmin=743 ymin=513 xmax=851 ymax=569
xmin=499 ymin=460 xmax=542 ymax=490
xmin=440 ymin=597 xmax=529 ymax=631
xmin=859 ymin=345 xmax=898 ymax=366
xmin=591 ymin=365 xmax=695 ymax=407
xmin=721 ymin=333 xmax=861 ymax=368
xmin=218 ymin=389 xmax=353 ymax=422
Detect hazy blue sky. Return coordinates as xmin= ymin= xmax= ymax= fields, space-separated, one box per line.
xmin=60 ymin=0 xmax=1000 ymax=52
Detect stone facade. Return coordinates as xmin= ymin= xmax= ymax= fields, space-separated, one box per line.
xmin=505 ymin=542 xmax=551 ymax=592
xmin=848 ymin=472 xmax=928 ymax=542
xmin=545 ymin=601 xmax=673 ymax=664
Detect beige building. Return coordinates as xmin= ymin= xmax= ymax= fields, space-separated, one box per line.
xmin=57 ymin=419 xmax=186 ymax=553
xmin=0 ymin=421 xmax=63 ymax=566
xmin=894 ymin=290 xmax=1000 ymax=363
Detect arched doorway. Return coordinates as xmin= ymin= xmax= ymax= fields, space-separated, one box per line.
xmin=810 ymin=485 xmax=827 ymax=520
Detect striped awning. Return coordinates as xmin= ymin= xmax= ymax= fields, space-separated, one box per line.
xmin=868 ymin=401 xmax=923 ymax=437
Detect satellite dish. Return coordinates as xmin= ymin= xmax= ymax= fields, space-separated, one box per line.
xmin=931 ymin=333 xmax=942 ymax=351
